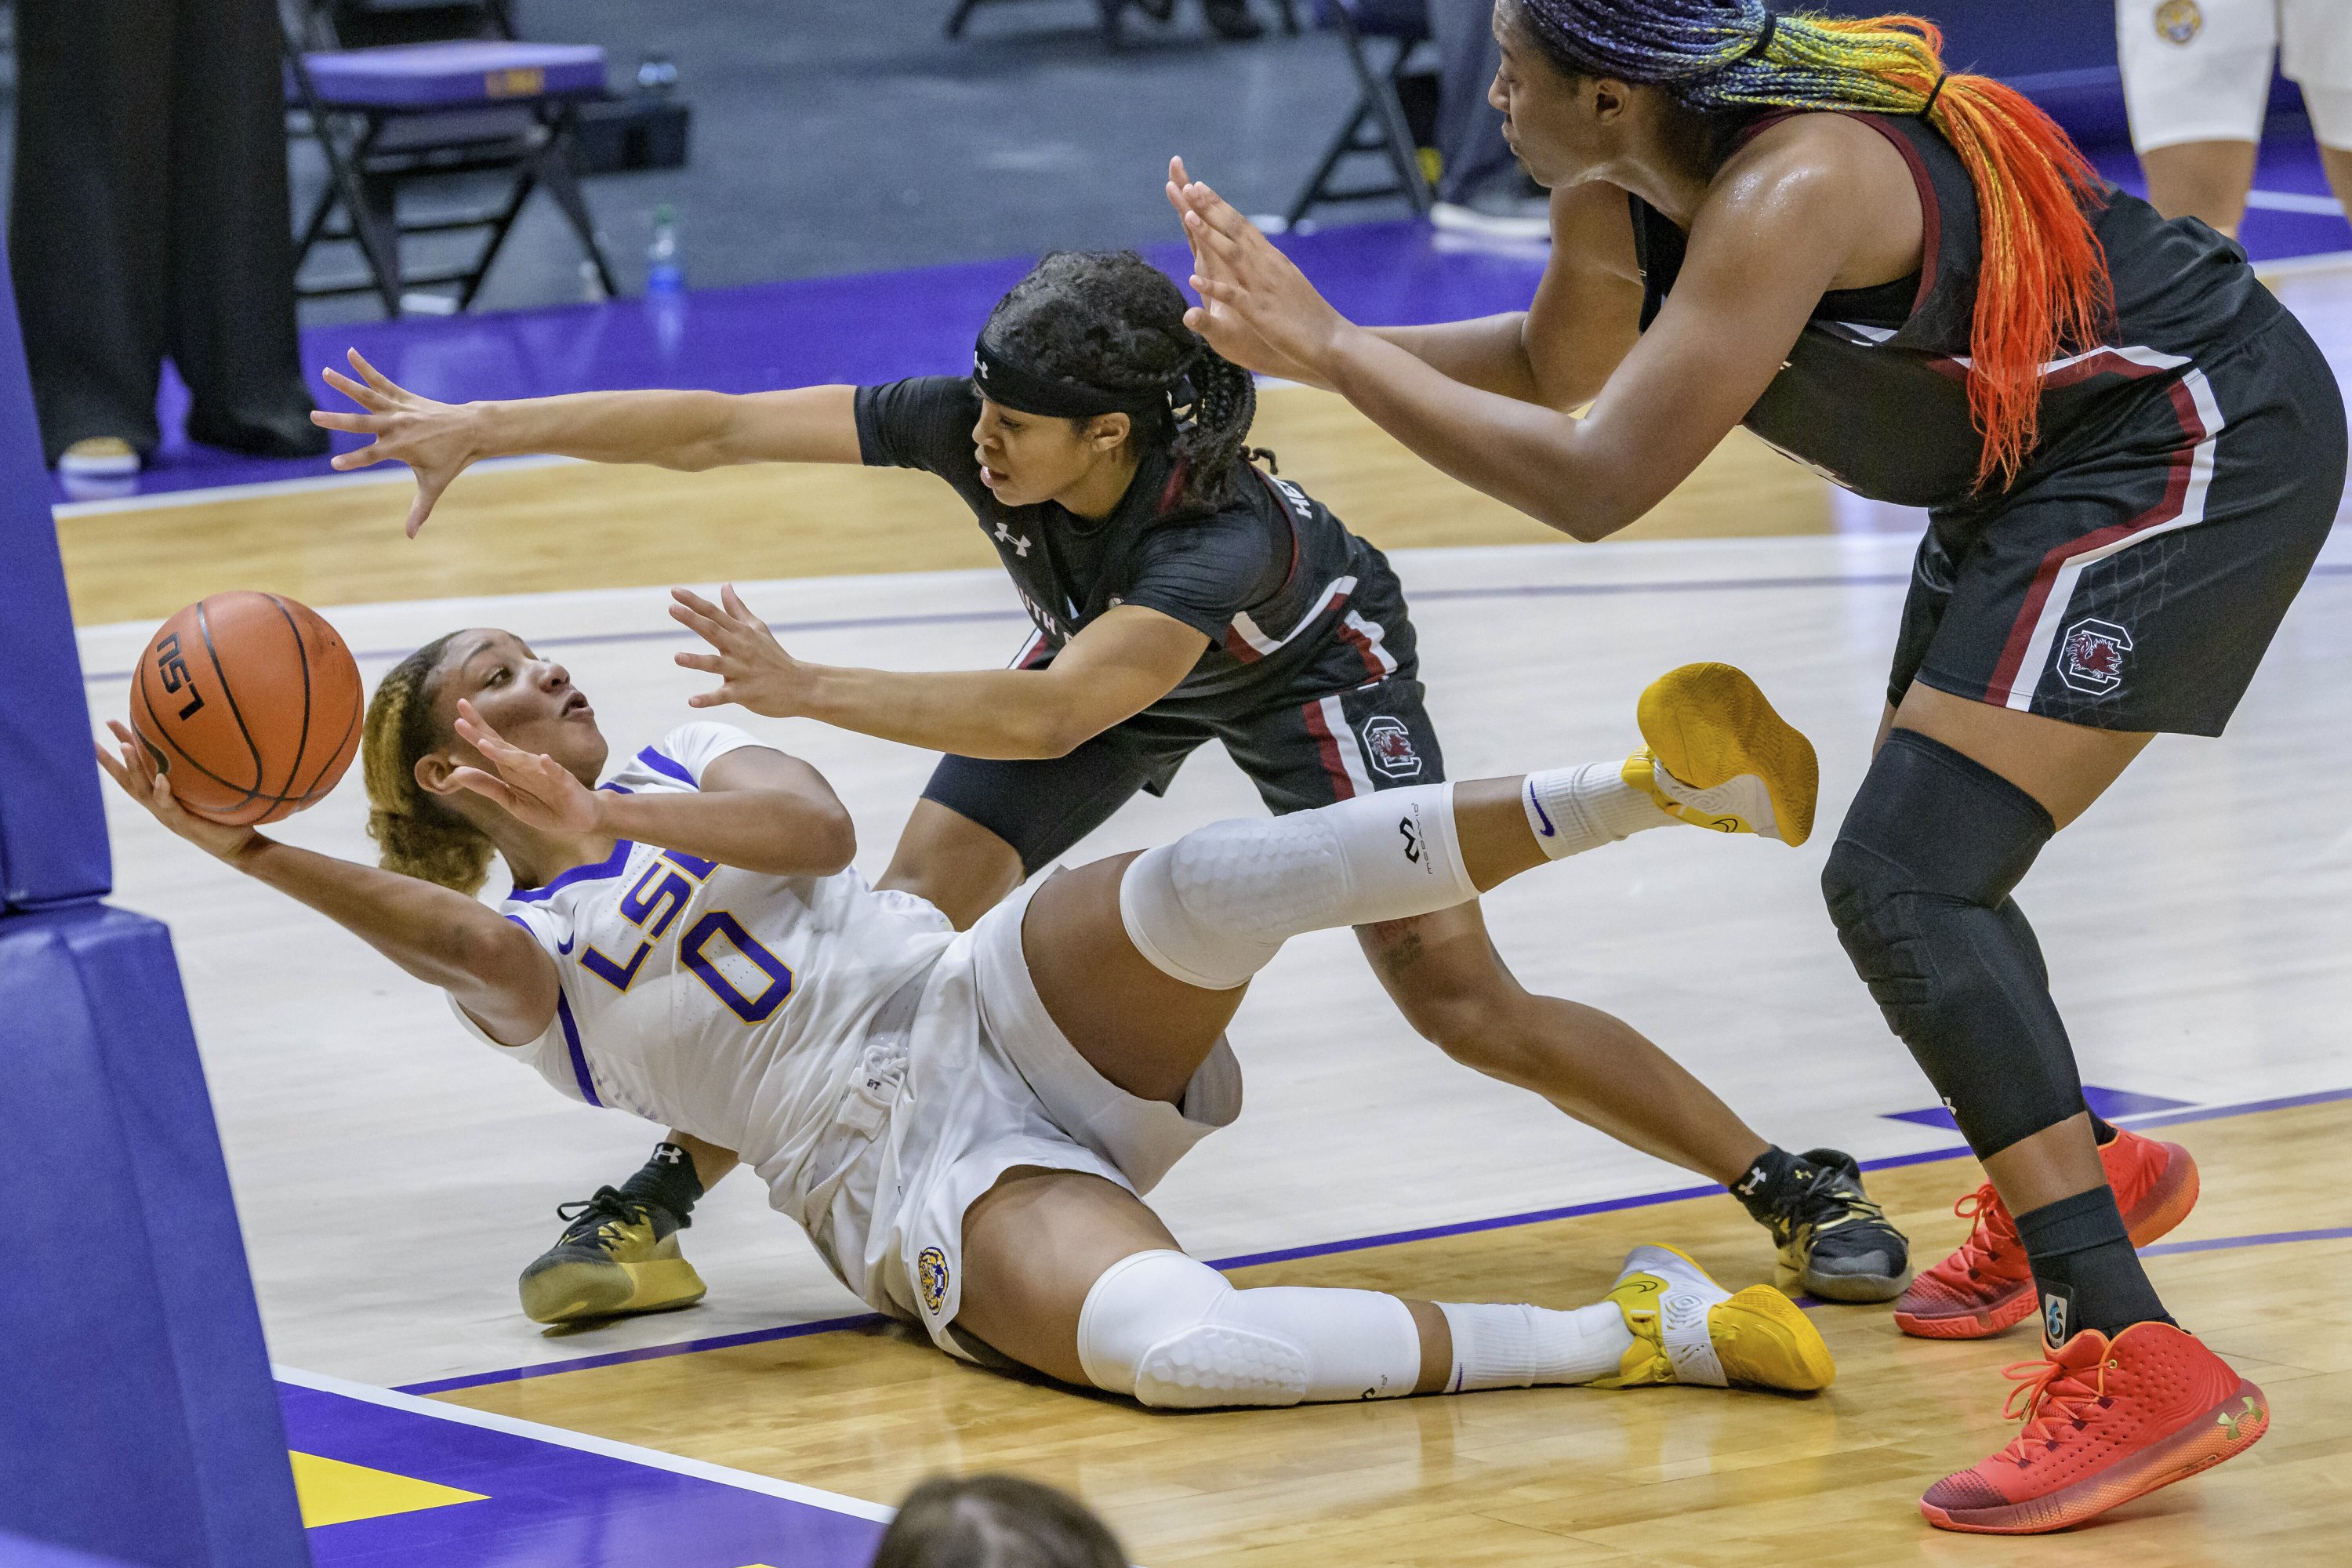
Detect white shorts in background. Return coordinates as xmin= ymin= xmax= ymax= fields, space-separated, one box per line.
xmin=2119 ymin=0 xmax=2352 ymax=151
xmin=797 ymin=875 xmax=1243 ymax=1362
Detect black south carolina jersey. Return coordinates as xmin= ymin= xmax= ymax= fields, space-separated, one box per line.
xmin=1628 ymin=110 xmax=2285 ymax=509
xmin=855 ymin=376 xmax=1410 ymax=718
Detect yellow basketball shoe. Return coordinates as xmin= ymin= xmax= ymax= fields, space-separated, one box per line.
xmin=518 ymin=1186 xmax=707 ymax=1325
xmin=1593 ymin=1243 xmax=1835 ymax=1392
xmin=1628 ymin=662 xmax=1818 ymax=846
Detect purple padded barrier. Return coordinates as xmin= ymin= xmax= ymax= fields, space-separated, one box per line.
xmin=300 ymin=42 xmax=607 ymax=108
xmin=0 ymin=242 xmax=108 ymax=910
xmin=0 ymin=906 xmax=310 ymax=1568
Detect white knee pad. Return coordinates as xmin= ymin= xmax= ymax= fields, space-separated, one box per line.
xmin=1118 ymin=784 xmax=1476 ymax=989
xmin=1075 ymin=1250 xmax=1421 ymax=1409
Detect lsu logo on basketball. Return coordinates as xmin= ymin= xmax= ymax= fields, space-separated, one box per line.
xmin=153 ymin=633 xmax=205 ymax=720
xmin=917 ymin=1246 xmax=952 ymax=1316
xmin=2058 ymin=618 xmax=2132 ymax=695
xmin=2153 ymin=0 xmax=2202 ymax=46
xmin=1360 ymin=714 xmax=1421 ymax=779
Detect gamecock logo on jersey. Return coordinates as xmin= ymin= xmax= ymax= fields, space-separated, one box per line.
xmin=917 ymin=1247 xmax=951 ymax=1316
xmin=2154 ymin=0 xmax=2202 ymax=46
xmin=1360 ymin=715 xmax=1422 ymax=779
xmin=2058 ymin=618 xmax=2133 ymax=695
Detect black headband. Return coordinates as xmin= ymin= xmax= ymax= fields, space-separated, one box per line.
xmin=1739 ymin=11 xmax=1777 ymax=61
xmin=1919 ymin=71 xmax=1949 ymax=117
xmin=971 ymin=337 xmax=1193 ymax=420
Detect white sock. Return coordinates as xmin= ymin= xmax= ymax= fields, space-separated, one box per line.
xmin=1520 ymin=761 xmax=1675 ymax=860
xmin=1435 ymin=1301 xmax=1635 ymax=1392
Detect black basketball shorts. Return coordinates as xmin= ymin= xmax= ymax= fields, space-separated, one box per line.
xmin=1891 ymin=312 xmax=2346 ymax=737
xmin=922 ymin=671 xmax=1446 ymax=877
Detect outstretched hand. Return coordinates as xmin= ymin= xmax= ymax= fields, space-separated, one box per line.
xmin=1164 ymin=156 xmax=1352 ymax=381
xmin=310 ymin=348 xmax=480 ymax=538
xmin=93 ymin=720 xmax=263 ymax=862
xmin=670 ymin=585 xmax=815 ymax=718
xmin=447 ymin=701 xmax=604 ymax=834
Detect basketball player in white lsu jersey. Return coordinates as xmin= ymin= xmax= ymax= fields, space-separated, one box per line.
xmin=97 ymin=624 xmax=1835 ymax=1410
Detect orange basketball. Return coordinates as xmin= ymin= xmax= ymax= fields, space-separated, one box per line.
xmin=129 ymin=592 xmax=365 ymax=826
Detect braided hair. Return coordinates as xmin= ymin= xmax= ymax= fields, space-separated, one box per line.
xmin=360 ymin=633 xmax=492 ymax=895
xmin=982 ymin=250 xmax=1272 ymax=513
xmin=1509 ymin=1 xmax=2114 ymax=488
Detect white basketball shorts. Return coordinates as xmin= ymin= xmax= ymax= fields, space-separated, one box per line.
xmin=2118 ymin=0 xmax=2352 ymax=150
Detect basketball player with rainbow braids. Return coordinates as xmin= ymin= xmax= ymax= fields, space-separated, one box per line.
xmin=1167 ymin=0 xmax=2344 ymax=1535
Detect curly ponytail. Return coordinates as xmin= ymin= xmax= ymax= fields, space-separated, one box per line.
xmin=982 ymin=250 xmax=1273 ymax=513
xmin=361 ymin=633 xmax=493 ymax=895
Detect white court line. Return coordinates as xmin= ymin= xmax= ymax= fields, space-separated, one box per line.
xmin=50 ymin=453 xmax=579 ymax=521
xmin=273 ymin=1363 xmax=897 ymax=1523
xmin=2246 ymin=189 xmax=2346 ymax=216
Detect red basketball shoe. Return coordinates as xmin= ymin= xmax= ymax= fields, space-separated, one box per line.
xmin=1920 ymin=1322 xmax=2267 ymax=1533
xmin=1894 ymin=1128 xmax=2199 ymax=1340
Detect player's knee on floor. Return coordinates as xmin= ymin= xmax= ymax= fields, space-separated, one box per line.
xmin=1821 ymin=729 xmax=2086 ymax=1155
xmin=1076 ymin=1250 xmax=1421 ymax=1409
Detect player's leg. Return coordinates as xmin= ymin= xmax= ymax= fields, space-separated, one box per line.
xmin=1023 ymin=663 xmax=1818 ymax=1103
xmin=1360 ymin=906 xmax=1910 ymax=1300
xmin=1825 ymin=336 xmax=2342 ymax=1530
xmin=951 ymin=1166 xmax=1832 ymax=1404
xmin=2118 ymin=0 xmax=2276 ymax=236
xmin=2283 ymin=0 xmax=2352 ymax=227
xmin=1252 ymin=673 xmax=1905 ymax=1299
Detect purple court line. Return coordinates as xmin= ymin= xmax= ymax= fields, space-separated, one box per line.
xmin=72 ymin=558 xmax=2352 ymax=687
xmin=394 ymin=1083 xmax=2352 ymax=1397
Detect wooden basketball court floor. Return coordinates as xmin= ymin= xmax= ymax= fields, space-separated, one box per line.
xmin=63 ymin=260 xmax=2352 ymax=1565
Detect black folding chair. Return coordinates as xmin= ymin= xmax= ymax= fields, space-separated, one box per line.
xmin=1285 ymin=0 xmax=1433 ymax=228
xmin=281 ymin=0 xmax=619 ymax=316
xmin=944 ymin=0 xmax=1299 ymax=47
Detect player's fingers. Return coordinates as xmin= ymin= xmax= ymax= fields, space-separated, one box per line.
xmin=321 ymin=365 xmax=382 ymax=406
xmin=673 ymin=651 xmax=722 ymax=673
xmin=668 ymin=598 xmax=735 ymax=647
xmin=311 ymin=408 xmax=379 ymax=435
xmin=93 ymin=739 xmax=132 ymax=792
xmin=347 ymin=348 xmax=403 ymax=397
xmin=717 ymin=583 xmax=769 ymax=633
xmin=671 ymin=586 xmax=724 ymax=619
xmin=405 ymin=474 xmax=451 ymax=538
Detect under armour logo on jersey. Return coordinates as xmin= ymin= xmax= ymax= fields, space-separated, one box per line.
xmin=993 ymin=521 xmax=1032 ymax=557
xmin=1399 ymin=815 xmax=1421 ymax=864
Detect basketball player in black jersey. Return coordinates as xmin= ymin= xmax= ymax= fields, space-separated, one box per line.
xmin=1165 ymin=0 xmax=2343 ymax=1535
xmin=316 ymin=249 xmax=1907 ymax=1332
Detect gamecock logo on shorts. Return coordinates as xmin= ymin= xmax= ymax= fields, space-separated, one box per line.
xmin=917 ymin=1246 xmax=951 ymax=1316
xmin=2058 ymin=618 xmax=2134 ymax=695
xmin=1360 ymin=715 xmax=1423 ymax=779
xmin=2153 ymin=0 xmax=2201 ymax=46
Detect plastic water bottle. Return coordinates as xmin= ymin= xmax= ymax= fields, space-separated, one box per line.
xmin=646 ymin=205 xmax=684 ymax=296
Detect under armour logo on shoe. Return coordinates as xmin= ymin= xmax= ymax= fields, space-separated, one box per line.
xmin=655 ymin=1145 xmax=684 ymax=1165
xmin=1735 ymin=1163 xmax=1767 ymax=1196
xmin=2215 ymin=1397 xmax=2263 ymax=1441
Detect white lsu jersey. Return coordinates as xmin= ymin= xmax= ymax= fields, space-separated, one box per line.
xmin=448 ymin=723 xmax=956 ymax=1224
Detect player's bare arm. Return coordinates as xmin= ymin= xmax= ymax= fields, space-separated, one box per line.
xmin=94 ymin=719 xmax=559 ymax=1045
xmin=670 ymin=583 xmax=1207 ymax=759
xmin=1170 ymin=121 xmax=1912 ymax=539
xmin=311 ymin=348 xmax=861 ymax=535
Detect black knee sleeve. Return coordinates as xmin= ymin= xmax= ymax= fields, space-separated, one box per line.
xmin=1820 ymin=730 xmax=2086 ymax=1158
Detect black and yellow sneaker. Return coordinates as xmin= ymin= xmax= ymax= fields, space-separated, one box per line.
xmin=518 ymin=1186 xmax=707 ymax=1325
xmin=1752 ymin=1149 xmax=1911 ymax=1303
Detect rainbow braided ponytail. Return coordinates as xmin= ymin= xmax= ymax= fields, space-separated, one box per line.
xmin=1512 ymin=0 xmax=2113 ymax=486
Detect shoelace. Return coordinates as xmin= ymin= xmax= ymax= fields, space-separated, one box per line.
xmin=1945 ymin=1182 xmax=2024 ymax=1279
xmin=1998 ymin=1348 xmax=2111 ymax=1458
xmin=554 ymin=1185 xmax=648 ymax=1245
xmin=1784 ymin=1162 xmax=1892 ymax=1241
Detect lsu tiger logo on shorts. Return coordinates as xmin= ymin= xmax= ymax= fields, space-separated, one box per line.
xmin=2154 ymin=0 xmax=2202 ymax=46
xmin=1360 ymin=714 xmax=1422 ymax=779
xmin=2059 ymin=618 xmax=2133 ymax=695
xmin=917 ymin=1246 xmax=952 ymax=1316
